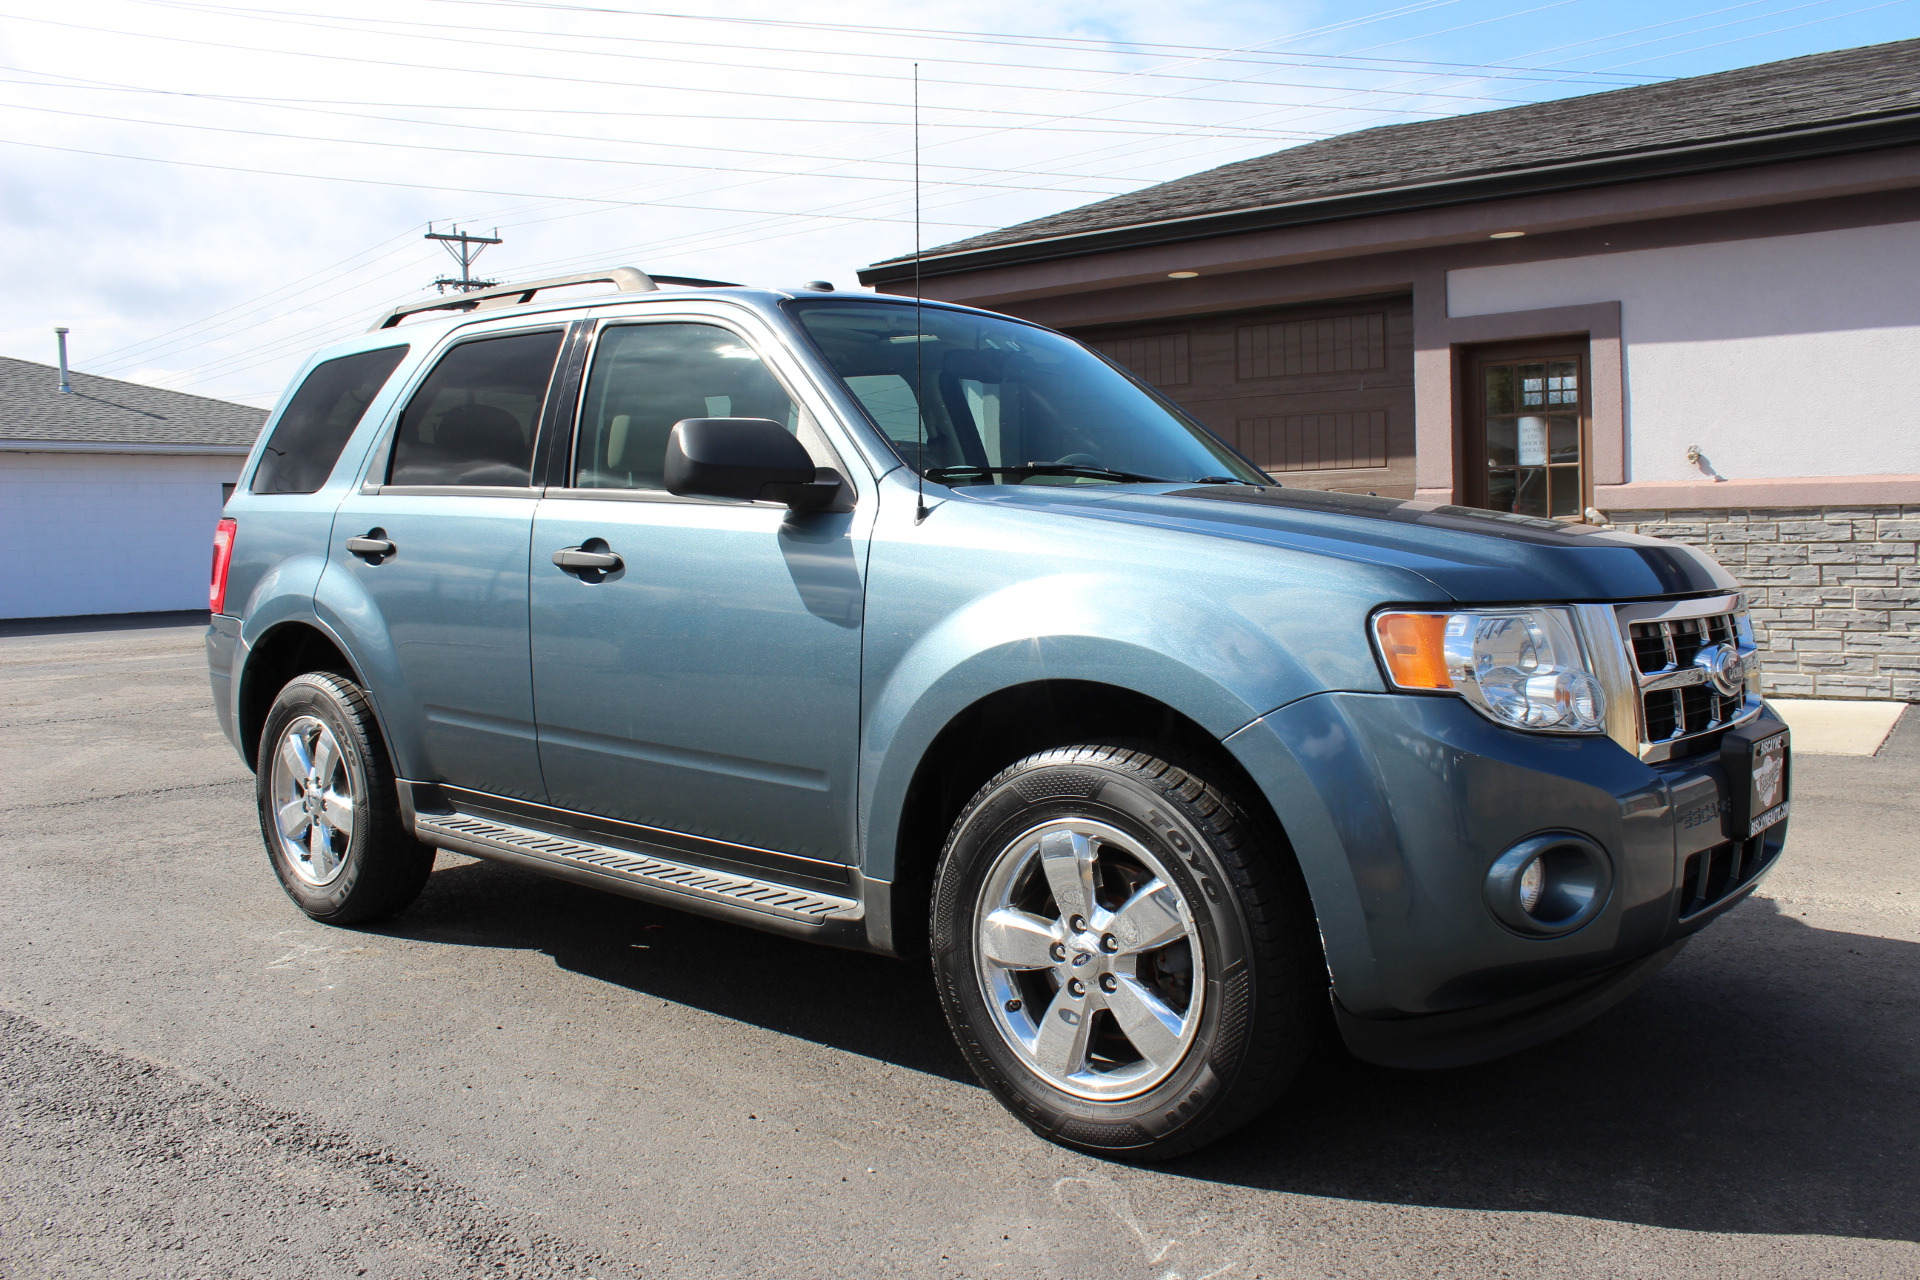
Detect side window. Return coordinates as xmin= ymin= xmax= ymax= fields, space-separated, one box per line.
xmin=388 ymin=330 xmax=563 ymax=486
xmin=250 ymin=345 xmax=408 ymax=494
xmin=573 ymin=323 xmax=799 ymax=490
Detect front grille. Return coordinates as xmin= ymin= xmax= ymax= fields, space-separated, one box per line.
xmin=1626 ymin=610 xmax=1748 ymax=751
xmin=1678 ymin=824 xmax=1784 ymax=919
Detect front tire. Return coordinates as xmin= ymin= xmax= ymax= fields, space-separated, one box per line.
xmin=256 ymin=672 xmax=432 ymax=925
xmin=931 ymin=745 xmax=1320 ymax=1159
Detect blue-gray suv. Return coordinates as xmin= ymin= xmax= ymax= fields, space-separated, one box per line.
xmin=207 ymin=268 xmax=1791 ymax=1158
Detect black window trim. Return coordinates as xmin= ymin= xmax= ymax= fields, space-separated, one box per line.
xmin=357 ymin=321 xmax=571 ymax=496
xmin=551 ymin=312 xmax=855 ymax=506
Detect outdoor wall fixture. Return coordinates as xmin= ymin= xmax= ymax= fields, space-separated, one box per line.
xmin=1489 ymin=230 xmax=1526 ymax=239
xmin=1167 ymin=271 xmax=1200 ymax=278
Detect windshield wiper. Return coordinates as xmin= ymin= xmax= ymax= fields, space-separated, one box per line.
xmin=928 ymin=463 xmax=1173 ymax=485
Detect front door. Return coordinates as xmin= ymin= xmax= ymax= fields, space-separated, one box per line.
xmin=328 ymin=326 xmax=564 ymax=801
xmin=529 ymin=319 xmax=866 ymax=865
xmin=1464 ymin=340 xmax=1590 ymax=519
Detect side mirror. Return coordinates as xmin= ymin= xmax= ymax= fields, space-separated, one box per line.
xmin=663 ymin=418 xmax=845 ymax=511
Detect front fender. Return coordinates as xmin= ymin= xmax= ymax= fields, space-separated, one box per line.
xmin=856 ymin=570 xmax=1329 ymax=886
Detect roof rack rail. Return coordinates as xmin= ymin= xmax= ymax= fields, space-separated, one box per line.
xmin=369 ymin=266 xmax=736 ymax=331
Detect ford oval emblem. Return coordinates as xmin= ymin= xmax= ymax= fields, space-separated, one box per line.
xmin=1694 ymin=643 xmax=1749 ymax=698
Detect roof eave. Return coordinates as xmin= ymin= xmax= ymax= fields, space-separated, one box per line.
xmin=859 ymin=109 xmax=1920 ymax=285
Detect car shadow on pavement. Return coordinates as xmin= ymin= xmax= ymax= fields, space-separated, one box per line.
xmin=377 ymin=862 xmax=1918 ymax=1244
xmin=375 ymin=854 xmax=972 ymax=1084
xmin=1179 ymin=894 xmax=1920 ymax=1244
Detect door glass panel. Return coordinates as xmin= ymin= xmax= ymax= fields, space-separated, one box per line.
xmin=389 ymin=331 xmax=561 ymax=486
xmin=1549 ymin=465 xmax=1582 ymax=517
xmin=1547 ymin=360 xmax=1579 ymax=405
xmin=574 ymin=323 xmax=799 ymax=491
xmin=1549 ymin=414 xmax=1579 ymax=463
xmin=1483 ymin=365 xmax=1515 ymax=415
xmin=1482 ymin=356 xmax=1585 ymax=519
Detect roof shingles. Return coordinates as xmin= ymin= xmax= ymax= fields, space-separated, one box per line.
xmin=879 ymin=38 xmax=1920 ymax=267
xmin=0 ymin=357 xmax=265 ymax=449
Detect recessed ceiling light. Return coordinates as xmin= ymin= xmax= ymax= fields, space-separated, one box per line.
xmin=1489 ymin=230 xmax=1526 ymax=240
xmin=1167 ymin=270 xmax=1200 ymax=278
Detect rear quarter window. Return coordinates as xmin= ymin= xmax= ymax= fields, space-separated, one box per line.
xmin=250 ymin=345 xmax=409 ymax=494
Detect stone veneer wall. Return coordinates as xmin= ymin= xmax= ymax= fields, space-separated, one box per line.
xmin=1600 ymin=505 xmax=1920 ymax=701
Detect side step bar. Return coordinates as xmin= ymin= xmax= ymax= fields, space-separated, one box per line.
xmin=411 ymin=808 xmax=865 ymax=944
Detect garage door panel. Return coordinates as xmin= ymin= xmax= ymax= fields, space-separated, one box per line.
xmin=1071 ymin=295 xmax=1413 ymax=496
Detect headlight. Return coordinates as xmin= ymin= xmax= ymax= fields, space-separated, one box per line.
xmin=1372 ymin=606 xmax=1606 ymax=733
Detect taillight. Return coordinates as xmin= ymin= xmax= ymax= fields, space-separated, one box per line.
xmin=210 ymin=518 xmax=237 ymax=614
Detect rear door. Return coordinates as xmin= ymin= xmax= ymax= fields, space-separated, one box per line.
xmin=327 ymin=325 xmax=566 ymax=801
xmin=528 ymin=315 xmax=867 ymax=865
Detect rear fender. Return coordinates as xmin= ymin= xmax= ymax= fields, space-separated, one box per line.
xmin=307 ymin=558 xmax=422 ymax=777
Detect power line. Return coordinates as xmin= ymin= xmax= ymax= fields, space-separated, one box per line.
xmin=0 ymin=137 xmax=1004 ymax=226
xmin=387 ymin=0 xmax=1670 ymax=82
xmin=0 ymin=99 xmax=1148 ymax=195
xmin=136 ymin=0 xmax=1647 ymax=107
xmin=0 ymin=70 xmax=1329 ymax=141
xmin=10 ymin=11 xmax=1559 ymax=122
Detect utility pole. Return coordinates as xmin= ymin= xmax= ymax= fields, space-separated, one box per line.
xmin=425 ymin=224 xmax=503 ymax=293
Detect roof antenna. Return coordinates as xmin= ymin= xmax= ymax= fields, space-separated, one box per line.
xmin=54 ymin=327 xmax=72 ymax=394
xmin=913 ymin=61 xmax=930 ymax=525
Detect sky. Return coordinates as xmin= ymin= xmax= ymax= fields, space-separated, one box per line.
xmin=0 ymin=0 xmax=1913 ymax=408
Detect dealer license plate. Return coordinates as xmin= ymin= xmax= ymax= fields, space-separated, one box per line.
xmin=1739 ymin=728 xmax=1791 ymax=838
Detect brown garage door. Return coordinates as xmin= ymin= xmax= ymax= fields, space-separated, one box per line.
xmin=1071 ymin=296 xmax=1414 ymax=497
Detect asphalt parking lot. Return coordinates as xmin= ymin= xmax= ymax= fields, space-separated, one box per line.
xmin=3 ymin=615 xmax=1916 ymax=1279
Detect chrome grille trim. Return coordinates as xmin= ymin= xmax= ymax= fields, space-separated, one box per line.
xmin=415 ymin=812 xmax=859 ymax=923
xmin=1603 ymin=593 xmax=1763 ymax=762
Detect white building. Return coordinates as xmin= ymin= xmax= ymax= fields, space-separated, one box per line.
xmin=1 ymin=357 xmax=264 ymax=619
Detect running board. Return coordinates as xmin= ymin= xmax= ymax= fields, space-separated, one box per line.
xmin=413 ymin=810 xmax=861 ymax=931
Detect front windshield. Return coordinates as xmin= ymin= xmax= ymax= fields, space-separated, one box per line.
xmin=788 ymin=299 xmax=1266 ymax=486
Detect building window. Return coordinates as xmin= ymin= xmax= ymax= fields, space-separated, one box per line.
xmin=1468 ymin=344 xmax=1588 ymax=519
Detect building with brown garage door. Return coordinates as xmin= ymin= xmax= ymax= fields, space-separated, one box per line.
xmin=860 ymin=38 xmax=1920 ymax=701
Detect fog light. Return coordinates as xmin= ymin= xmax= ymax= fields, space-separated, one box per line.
xmin=1485 ymin=833 xmax=1613 ymax=936
xmin=1518 ymin=857 xmax=1546 ymax=915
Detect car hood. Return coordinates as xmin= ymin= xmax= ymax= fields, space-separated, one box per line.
xmin=955 ymin=482 xmax=1736 ymax=602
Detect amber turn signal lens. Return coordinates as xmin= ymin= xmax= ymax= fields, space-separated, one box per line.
xmin=1374 ymin=613 xmax=1451 ymax=689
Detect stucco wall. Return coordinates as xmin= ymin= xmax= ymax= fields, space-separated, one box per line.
xmin=1445 ymin=220 xmax=1920 ymax=485
xmin=0 ymin=451 xmax=240 ymax=619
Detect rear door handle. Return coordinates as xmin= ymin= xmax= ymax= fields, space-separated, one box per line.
xmin=552 ymin=545 xmax=623 ymax=573
xmin=346 ymin=532 xmax=395 ymax=561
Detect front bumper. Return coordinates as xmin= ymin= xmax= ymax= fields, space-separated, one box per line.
xmin=1225 ymin=691 xmax=1788 ymax=1068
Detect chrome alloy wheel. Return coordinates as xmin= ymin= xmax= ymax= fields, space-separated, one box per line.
xmin=973 ymin=819 xmax=1205 ymax=1100
xmin=268 ymin=714 xmax=355 ymax=887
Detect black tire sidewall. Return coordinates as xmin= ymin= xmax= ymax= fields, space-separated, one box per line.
xmin=255 ymin=674 xmax=385 ymax=921
xmin=932 ymin=750 xmax=1264 ymax=1155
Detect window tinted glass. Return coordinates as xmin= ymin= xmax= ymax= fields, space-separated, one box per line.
xmin=790 ymin=300 xmax=1263 ymax=487
xmin=250 ymin=345 xmax=407 ymax=494
xmin=573 ymin=323 xmax=799 ymax=490
xmin=389 ymin=330 xmax=562 ymax=486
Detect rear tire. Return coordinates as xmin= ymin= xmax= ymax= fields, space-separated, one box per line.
xmin=931 ymin=744 xmax=1322 ymax=1160
xmin=256 ymin=672 xmax=432 ymax=925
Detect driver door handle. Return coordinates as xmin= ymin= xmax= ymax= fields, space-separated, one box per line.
xmin=553 ymin=546 xmax=624 ymax=572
